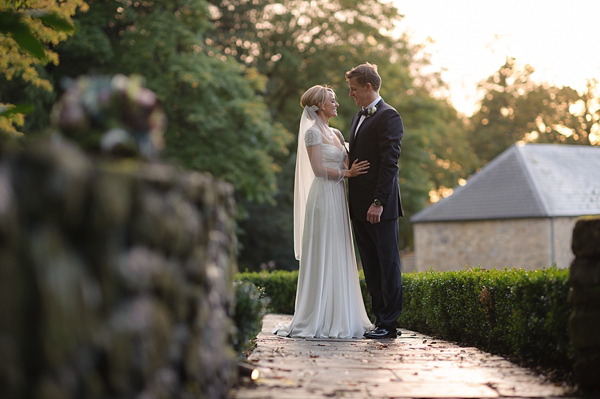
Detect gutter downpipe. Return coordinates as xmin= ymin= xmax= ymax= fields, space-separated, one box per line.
xmin=550 ymin=217 xmax=556 ymax=266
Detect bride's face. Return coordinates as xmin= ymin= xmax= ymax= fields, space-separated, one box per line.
xmin=320 ymin=90 xmax=339 ymax=119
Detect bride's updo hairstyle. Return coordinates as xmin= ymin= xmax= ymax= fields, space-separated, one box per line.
xmin=300 ymin=85 xmax=334 ymax=120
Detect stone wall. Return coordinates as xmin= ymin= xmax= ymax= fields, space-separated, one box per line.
xmin=568 ymin=216 xmax=600 ymax=391
xmin=0 ymin=138 xmax=238 ymax=399
xmin=413 ymin=218 xmax=564 ymax=272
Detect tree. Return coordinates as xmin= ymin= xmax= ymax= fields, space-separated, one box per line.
xmin=525 ymin=79 xmax=599 ymax=146
xmin=210 ymin=0 xmax=478 ymax=269
xmin=208 ymin=0 xmax=410 ymax=270
xmin=14 ymin=0 xmax=480 ymax=271
xmin=0 ymin=0 xmax=86 ymax=135
xmin=394 ymin=92 xmax=478 ymax=248
xmin=206 ymin=0 xmax=408 ymax=133
xmin=43 ymin=0 xmax=292 ymax=204
xmin=468 ymin=58 xmax=599 ymax=166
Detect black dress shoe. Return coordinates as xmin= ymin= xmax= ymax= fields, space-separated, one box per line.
xmin=364 ymin=327 xmax=397 ymax=339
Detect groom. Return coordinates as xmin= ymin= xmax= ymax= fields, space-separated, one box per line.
xmin=346 ymin=63 xmax=404 ymax=339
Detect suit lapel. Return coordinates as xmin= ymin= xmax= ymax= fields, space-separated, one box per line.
xmin=353 ymin=100 xmax=385 ymax=142
xmin=350 ymin=100 xmax=385 ymax=150
xmin=349 ymin=114 xmax=360 ymax=150
xmin=354 ymin=116 xmax=371 ymax=144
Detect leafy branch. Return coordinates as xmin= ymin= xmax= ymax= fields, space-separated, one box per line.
xmin=0 ymin=8 xmax=74 ymax=121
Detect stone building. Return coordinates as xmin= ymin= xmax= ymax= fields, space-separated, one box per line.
xmin=411 ymin=143 xmax=600 ymax=272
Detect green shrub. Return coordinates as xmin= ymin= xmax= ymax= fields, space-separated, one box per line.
xmin=398 ymin=267 xmax=573 ymax=370
xmin=233 ymin=280 xmax=270 ymax=356
xmin=236 ymin=270 xmax=298 ymax=314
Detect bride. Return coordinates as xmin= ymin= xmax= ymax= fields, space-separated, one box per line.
xmin=274 ymin=85 xmax=373 ymax=339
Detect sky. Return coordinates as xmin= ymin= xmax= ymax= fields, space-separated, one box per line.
xmin=394 ymin=0 xmax=600 ymax=116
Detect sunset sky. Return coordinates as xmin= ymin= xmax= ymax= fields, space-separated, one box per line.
xmin=395 ymin=0 xmax=600 ymax=116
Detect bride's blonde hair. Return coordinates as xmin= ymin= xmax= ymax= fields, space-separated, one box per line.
xmin=300 ymin=85 xmax=335 ymax=109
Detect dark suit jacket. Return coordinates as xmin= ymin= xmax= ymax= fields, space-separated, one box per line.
xmin=348 ymin=100 xmax=404 ymax=222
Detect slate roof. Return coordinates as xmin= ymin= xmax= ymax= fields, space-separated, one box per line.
xmin=411 ymin=143 xmax=600 ymax=223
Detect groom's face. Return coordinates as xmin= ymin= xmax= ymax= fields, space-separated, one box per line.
xmin=347 ymin=77 xmax=371 ymax=108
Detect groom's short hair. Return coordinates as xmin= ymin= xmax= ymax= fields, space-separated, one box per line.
xmin=345 ymin=63 xmax=381 ymax=92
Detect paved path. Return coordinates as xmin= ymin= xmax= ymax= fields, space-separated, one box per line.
xmin=232 ymin=314 xmax=576 ymax=399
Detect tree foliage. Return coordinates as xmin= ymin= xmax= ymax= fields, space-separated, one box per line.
xmin=394 ymin=93 xmax=478 ymax=247
xmin=0 ymin=0 xmax=85 ymax=135
xmin=210 ymin=0 xmax=477 ymax=269
xmin=207 ymin=0 xmax=409 ymax=133
xmin=44 ymin=0 xmax=292 ymax=204
xmin=468 ymin=58 xmax=599 ymax=165
xmin=4 ymin=0 xmax=542 ymax=273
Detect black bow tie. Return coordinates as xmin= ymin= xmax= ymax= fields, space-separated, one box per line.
xmin=358 ymin=109 xmax=369 ymax=117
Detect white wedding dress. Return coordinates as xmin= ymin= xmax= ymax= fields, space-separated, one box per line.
xmin=274 ymin=126 xmax=372 ymax=339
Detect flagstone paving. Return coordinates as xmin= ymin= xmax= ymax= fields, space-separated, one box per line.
xmin=232 ymin=314 xmax=577 ymax=399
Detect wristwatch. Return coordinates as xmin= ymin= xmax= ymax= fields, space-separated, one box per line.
xmin=373 ymin=199 xmax=382 ymax=207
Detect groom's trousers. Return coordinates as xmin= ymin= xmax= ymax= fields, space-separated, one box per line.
xmin=353 ymin=218 xmax=403 ymax=330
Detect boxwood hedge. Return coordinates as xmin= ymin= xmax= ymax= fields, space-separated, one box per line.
xmin=398 ymin=267 xmax=572 ymax=371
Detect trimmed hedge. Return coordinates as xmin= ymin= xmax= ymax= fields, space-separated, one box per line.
xmin=235 ymin=270 xmax=299 ymax=315
xmin=398 ymin=267 xmax=572 ymax=370
xmin=236 ymin=267 xmax=572 ymax=371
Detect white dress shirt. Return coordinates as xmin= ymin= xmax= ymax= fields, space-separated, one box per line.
xmin=354 ymin=96 xmax=382 ymax=139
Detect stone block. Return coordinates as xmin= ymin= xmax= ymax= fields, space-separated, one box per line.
xmin=161 ymin=191 xmax=200 ymax=255
xmin=17 ymin=138 xmax=91 ymax=227
xmin=178 ymin=171 xmax=212 ymax=206
xmin=137 ymin=162 xmax=178 ymax=191
xmin=573 ymin=353 xmax=600 ymax=390
xmin=89 ymin=168 xmax=134 ymax=230
xmin=184 ymin=247 xmax=208 ymax=284
xmin=115 ymin=246 xmax=184 ymax=302
xmin=568 ymin=309 xmax=600 ymax=349
xmin=570 ymin=257 xmax=600 ymax=285
xmin=106 ymin=297 xmax=172 ymax=394
xmin=568 ymin=285 xmax=600 ymax=308
xmin=132 ymin=187 xmax=167 ymax=248
xmin=571 ymin=216 xmax=600 ymax=258
xmin=28 ymin=226 xmax=102 ymax=370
